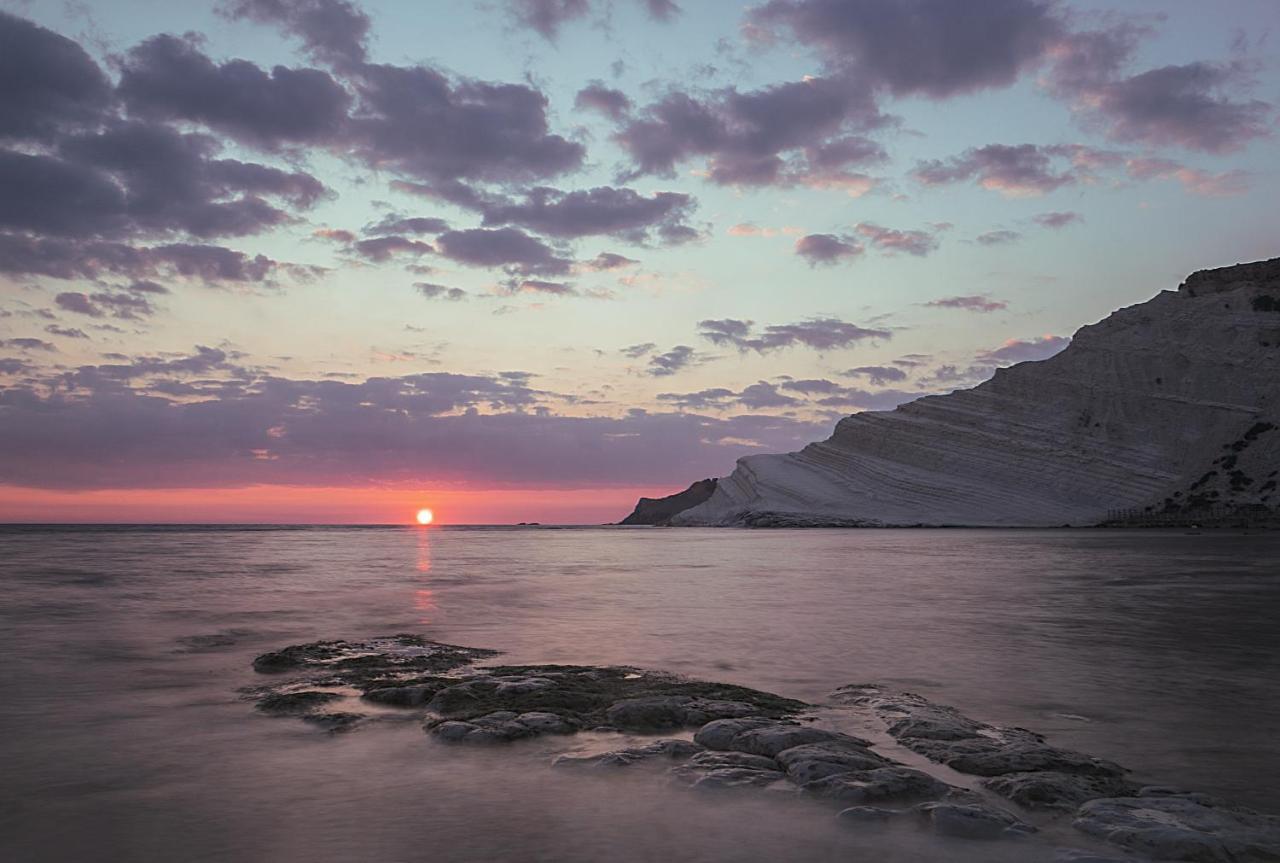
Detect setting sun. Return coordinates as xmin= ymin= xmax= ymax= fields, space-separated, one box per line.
xmin=415 ymin=508 xmax=434 ymax=525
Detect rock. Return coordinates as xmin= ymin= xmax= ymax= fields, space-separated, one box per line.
xmin=774 ymin=741 xmax=890 ymax=784
xmin=685 ymin=750 xmax=781 ymax=772
xmin=915 ymin=802 xmax=1036 ymax=840
xmin=837 ymin=806 xmax=897 ymax=823
xmin=687 ymin=767 xmax=788 ymax=791
xmin=693 ymin=717 xmax=777 ymax=750
xmin=299 ymin=712 xmax=363 ymax=732
xmin=252 ymin=635 xmax=496 ymax=677
xmin=361 ymin=683 xmax=446 ymax=707
xmin=693 ymin=717 xmax=871 ymax=759
xmin=844 ymin=686 xmax=1128 ymax=781
xmin=909 ymin=736 xmax=1126 ymax=778
xmin=620 ymin=478 xmax=718 ymax=525
xmin=255 ymin=690 xmax=342 ymax=714
xmin=553 ymin=739 xmax=704 ymax=768
xmin=1075 ymin=795 xmax=1280 ymax=863
xmin=802 ymin=767 xmax=951 ymax=806
xmin=733 ymin=725 xmax=871 ymax=758
xmin=984 ymin=771 xmax=1141 ymax=811
xmin=665 ymin=257 xmax=1280 ymax=528
xmin=428 ymin=710 xmax=579 ymax=743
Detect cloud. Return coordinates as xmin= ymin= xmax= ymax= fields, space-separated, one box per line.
xmin=363 ymin=215 xmax=449 ymax=235
xmin=55 ymin=290 xmax=157 ymax=320
xmin=1033 ymin=211 xmax=1083 ymax=229
xmin=778 ymin=378 xmax=841 ymax=395
xmin=912 ymin=143 xmax=1076 ymax=197
xmin=655 ymin=387 xmax=735 ymax=410
xmin=0 ymin=363 xmax=829 ymax=489
xmin=514 ymin=278 xmax=575 ymax=295
xmin=747 ymin=0 xmax=1063 ymax=98
xmin=614 ymin=78 xmax=886 ymax=186
xmin=118 ymin=35 xmax=352 ymax=150
xmin=854 ymin=222 xmax=939 ymax=256
xmin=219 ymin=0 xmax=371 ymax=67
xmin=0 ymin=234 xmax=301 ymax=285
xmin=1049 ymin=28 xmax=1273 ymax=154
xmin=351 ymin=235 xmax=434 ymax=262
xmin=978 ymin=334 xmax=1069 ymax=364
xmin=0 ymin=358 xmax=29 ymax=374
xmin=584 ymin=252 xmax=638 ymax=270
xmin=45 ymin=325 xmax=90 ymax=339
xmin=925 ymin=295 xmax=1008 ymax=312
xmin=0 ymin=11 xmax=113 ymax=142
xmin=0 ymin=338 xmax=57 ymax=352
xmin=698 ymin=317 xmax=890 ymax=352
xmin=468 ymin=186 xmax=699 ymax=244
xmin=620 ymin=342 xmax=655 ymax=358
xmin=415 ymin=282 xmax=467 ymax=301
xmin=794 ymin=233 xmax=863 ymax=266
xmin=1124 ymin=157 xmax=1250 ymax=197
xmin=647 ymin=345 xmax=701 ymax=376
xmin=841 ymin=365 xmax=907 ymax=385
xmin=435 ymin=228 xmax=572 ymax=276
xmin=507 ymin=0 xmax=681 ymax=40
xmin=975 ymin=230 xmax=1022 ymax=246
xmin=737 ymin=381 xmax=800 ymax=409
xmin=575 ymin=82 xmax=632 ymax=120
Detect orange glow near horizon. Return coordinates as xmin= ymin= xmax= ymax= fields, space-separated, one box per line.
xmin=415 ymin=508 xmax=434 ymax=525
xmin=0 ymin=483 xmax=661 ymax=525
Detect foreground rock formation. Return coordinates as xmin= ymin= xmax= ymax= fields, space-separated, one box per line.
xmin=244 ymin=635 xmax=1280 ymax=861
xmin=644 ymin=258 xmax=1280 ymax=527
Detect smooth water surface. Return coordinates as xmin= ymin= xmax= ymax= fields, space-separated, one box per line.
xmin=1 ymin=526 xmax=1277 ymax=862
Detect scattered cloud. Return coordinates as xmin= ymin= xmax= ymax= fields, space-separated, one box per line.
xmin=699 ymin=317 xmax=890 ymax=353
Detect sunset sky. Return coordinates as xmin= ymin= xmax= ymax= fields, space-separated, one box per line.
xmin=0 ymin=0 xmax=1276 ymax=523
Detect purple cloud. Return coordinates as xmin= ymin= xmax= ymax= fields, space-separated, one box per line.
xmin=975 ymin=230 xmax=1022 ymax=246
xmin=0 ymin=11 xmax=112 ymax=142
xmin=978 ymin=334 xmax=1069 ymax=364
xmin=435 ymin=228 xmax=572 ymax=276
xmin=1033 ymin=211 xmax=1083 ymax=229
xmin=118 ymin=35 xmax=352 ymax=150
xmin=699 ymin=317 xmax=890 ymax=352
xmin=925 ymin=295 xmax=1008 ymax=312
xmin=575 ymin=82 xmax=632 ymax=120
xmin=912 ymin=143 xmax=1076 ymax=197
xmin=794 ymin=233 xmax=863 ymax=266
xmin=841 ymin=365 xmax=907 ymax=385
xmin=854 ymin=222 xmax=939 ymax=256
xmin=747 ymin=0 xmax=1063 ymax=98
xmin=219 ymin=0 xmax=371 ymax=67
xmin=415 ymin=282 xmax=467 ymax=301
xmin=647 ymin=345 xmax=699 ymax=376
xmin=614 ymin=77 xmax=886 ymax=186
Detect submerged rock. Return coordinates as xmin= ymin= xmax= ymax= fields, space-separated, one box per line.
xmin=984 ymin=771 xmax=1141 ymax=812
xmin=774 ymin=740 xmax=891 ymax=784
xmin=802 ymin=767 xmax=952 ymax=806
xmin=1074 ymin=794 xmax=1280 ymax=862
xmin=242 ymin=634 xmax=1280 ymax=863
xmin=552 ymin=739 xmax=704 ymax=768
xmin=915 ymin=801 xmax=1036 ymax=841
xmin=255 ymin=690 xmax=342 ymax=714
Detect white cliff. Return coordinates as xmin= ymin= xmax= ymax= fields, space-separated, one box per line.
xmin=670 ymin=258 xmax=1280 ymax=527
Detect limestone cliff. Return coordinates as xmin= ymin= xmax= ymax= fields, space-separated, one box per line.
xmin=667 ymin=257 xmax=1280 ymax=527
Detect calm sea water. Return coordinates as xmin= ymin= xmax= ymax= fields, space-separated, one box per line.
xmin=1 ymin=525 xmax=1277 ymax=862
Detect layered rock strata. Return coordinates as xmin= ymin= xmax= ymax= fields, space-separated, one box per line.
xmin=652 ymin=258 xmax=1280 ymax=527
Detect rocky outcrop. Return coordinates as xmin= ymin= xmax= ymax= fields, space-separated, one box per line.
xmin=619 ymin=478 xmax=718 ymax=525
xmin=244 ymin=635 xmax=1280 ymax=859
xmin=661 ymin=257 xmax=1280 ymax=527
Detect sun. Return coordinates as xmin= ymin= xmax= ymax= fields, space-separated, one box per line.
xmin=415 ymin=508 xmax=434 ymax=525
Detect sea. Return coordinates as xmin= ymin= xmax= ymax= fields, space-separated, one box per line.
xmin=1 ymin=525 xmax=1277 ymax=862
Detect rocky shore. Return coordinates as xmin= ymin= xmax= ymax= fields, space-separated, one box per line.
xmin=244 ymin=635 xmax=1280 ymax=862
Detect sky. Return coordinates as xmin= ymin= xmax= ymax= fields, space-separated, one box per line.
xmin=0 ymin=0 xmax=1276 ymax=524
